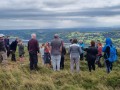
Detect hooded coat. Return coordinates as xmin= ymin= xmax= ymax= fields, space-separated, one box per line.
xmin=103 ymin=38 xmax=112 ymax=59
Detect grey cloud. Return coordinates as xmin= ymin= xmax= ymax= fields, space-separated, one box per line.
xmin=0 ymin=5 xmax=120 ymax=20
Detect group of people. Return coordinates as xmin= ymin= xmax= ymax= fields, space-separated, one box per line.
xmin=0 ymin=33 xmax=117 ymax=74
xmin=28 ymin=33 xmax=66 ymax=71
xmin=69 ymin=38 xmax=117 ymax=73
xmin=0 ymin=34 xmax=25 ymax=65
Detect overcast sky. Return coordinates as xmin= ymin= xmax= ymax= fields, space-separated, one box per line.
xmin=0 ymin=0 xmax=120 ymax=29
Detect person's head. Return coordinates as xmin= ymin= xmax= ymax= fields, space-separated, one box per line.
xmin=72 ymin=38 xmax=78 ymax=44
xmin=42 ymin=43 xmax=45 ymax=46
xmin=79 ymin=40 xmax=83 ymax=44
xmin=54 ymin=34 xmax=59 ymax=39
xmin=91 ymin=40 xmax=95 ymax=47
xmin=105 ymin=38 xmax=112 ymax=45
xmin=41 ymin=43 xmax=45 ymax=48
xmin=0 ymin=34 xmax=5 ymax=40
xmin=16 ymin=37 xmax=19 ymax=42
xmin=31 ymin=33 xmax=36 ymax=39
xmin=98 ymin=42 xmax=102 ymax=47
xmin=18 ymin=40 xmax=22 ymax=44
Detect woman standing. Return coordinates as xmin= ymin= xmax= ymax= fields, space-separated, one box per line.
xmin=96 ymin=42 xmax=102 ymax=68
xmin=40 ymin=43 xmax=45 ymax=65
xmin=18 ymin=40 xmax=25 ymax=65
xmin=84 ymin=41 xmax=98 ymax=72
xmin=44 ymin=42 xmax=51 ymax=68
xmin=102 ymin=38 xmax=116 ymax=73
xmin=68 ymin=39 xmax=81 ymax=72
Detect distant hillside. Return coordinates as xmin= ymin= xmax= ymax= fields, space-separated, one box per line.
xmin=0 ymin=28 xmax=120 ymax=47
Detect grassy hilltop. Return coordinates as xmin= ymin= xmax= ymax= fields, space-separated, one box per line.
xmin=0 ymin=48 xmax=120 ymax=90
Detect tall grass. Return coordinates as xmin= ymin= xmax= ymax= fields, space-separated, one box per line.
xmin=0 ymin=48 xmax=120 ymax=90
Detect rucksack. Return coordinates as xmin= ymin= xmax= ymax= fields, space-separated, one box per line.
xmin=106 ymin=45 xmax=118 ymax=62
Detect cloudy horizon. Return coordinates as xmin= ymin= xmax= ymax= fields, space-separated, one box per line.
xmin=0 ymin=0 xmax=120 ymax=30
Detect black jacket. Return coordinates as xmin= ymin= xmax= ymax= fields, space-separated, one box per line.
xmin=84 ymin=46 xmax=98 ymax=61
xmin=61 ymin=46 xmax=66 ymax=56
xmin=10 ymin=40 xmax=18 ymax=51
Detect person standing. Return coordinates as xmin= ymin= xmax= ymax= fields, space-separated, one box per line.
xmin=4 ymin=36 xmax=10 ymax=57
xmin=60 ymin=41 xmax=66 ymax=69
xmin=84 ymin=41 xmax=98 ymax=72
xmin=10 ymin=38 xmax=18 ymax=61
xmin=0 ymin=34 xmax=7 ymax=64
xmin=18 ymin=40 xmax=25 ymax=65
xmin=68 ymin=39 xmax=81 ymax=72
xmin=50 ymin=34 xmax=62 ymax=71
xmin=44 ymin=42 xmax=51 ymax=68
xmin=79 ymin=40 xmax=85 ymax=60
xmin=102 ymin=38 xmax=116 ymax=73
xmin=40 ymin=43 xmax=45 ymax=65
xmin=28 ymin=33 xmax=39 ymax=70
xmin=96 ymin=42 xmax=102 ymax=68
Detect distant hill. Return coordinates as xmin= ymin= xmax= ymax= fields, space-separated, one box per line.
xmin=0 ymin=27 xmax=120 ymax=47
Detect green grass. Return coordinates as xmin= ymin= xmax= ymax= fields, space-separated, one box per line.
xmin=0 ymin=48 xmax=120 ymax=90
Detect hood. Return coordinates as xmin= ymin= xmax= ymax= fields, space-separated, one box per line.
xmin=105 ymin=38 xmax=112 ymax=45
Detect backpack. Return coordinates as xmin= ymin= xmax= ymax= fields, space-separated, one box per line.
xmin=106 ymin=45 xmax=118 ymax=62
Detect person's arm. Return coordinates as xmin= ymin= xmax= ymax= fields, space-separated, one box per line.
xmin=36 ymin=41 xmax=39 ymax=53
xmin=27 ymin=41 xmax=29 ymax=51
xmin=64 ymin=47 xmax=66 ymax=55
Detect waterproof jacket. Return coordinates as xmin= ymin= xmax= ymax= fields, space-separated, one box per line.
xmin=10 ymin=40 xmax=18 ymax=51
xmin=85 ymin=46 xmax=98 ymax=61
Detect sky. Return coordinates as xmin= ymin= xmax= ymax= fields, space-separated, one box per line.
xmin=0 ymin=0 xmax=120 ymax=29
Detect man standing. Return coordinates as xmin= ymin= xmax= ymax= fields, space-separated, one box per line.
xmin=10 ymin=38 xmax=18 ymax=61
xmin=0 ymin=34 xmax=7 ymax=64
xmin=4 ymin=36 xmax=10 ymax=57
xmin=28 ymin=33 xmax=39 ymax=70
xmin=50 ymin=34 xmax=62 ymax=71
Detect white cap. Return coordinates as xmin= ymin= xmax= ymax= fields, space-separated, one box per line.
xmin=0 ymin=34 xmax=5 ymax=37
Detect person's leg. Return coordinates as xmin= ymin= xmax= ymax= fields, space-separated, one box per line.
xmin=88 ymin=61 xmax=91 ymax=72
xmin=70 ymin=57 xmax=74 ymax=72
xmin=97 ymin=56 xmax=102 ymax=68
xmin=110 ymin=62 xmax=113 ymax=71
xmin=1 ymin=51 xmax=7 ymax=65
xmin=33 ymin=54 xmax=38 ymax=70
xmin=42 ymin=56 xmax=45 ymax=65
xmin=0 ymin=52 xmax=2 ymax=63
xmin=51 ymin=56 xmax=57 ymax=71
xmin=91 ymin=60 xmax=95 ymax=71
xmin=29 ymin=53 xmax=34 ymax=70
xmin=56 ymin=55 xmax=61 ymax=71
xmin=60 ymin=55 xmax=64 ymax=69
xmin=62 ymin=55 xmax=65 ymax=69
xmin=75 ymin=57 xmax=80 ymax=72
xmin=105 ymin=60 xmax=110 ymax=73
xmin=11 ymin=51 xmax=16 ymax=61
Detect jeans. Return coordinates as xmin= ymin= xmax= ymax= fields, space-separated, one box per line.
xmin=51 ymin=55 xmax=61 ymax=71
xmin=70 ymin=56 xmax=80 ymax=72
xmin=29 ymin=52 xmax=38 ymax=70
xmin=105 ymin=60 xmax=113 ymax=73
